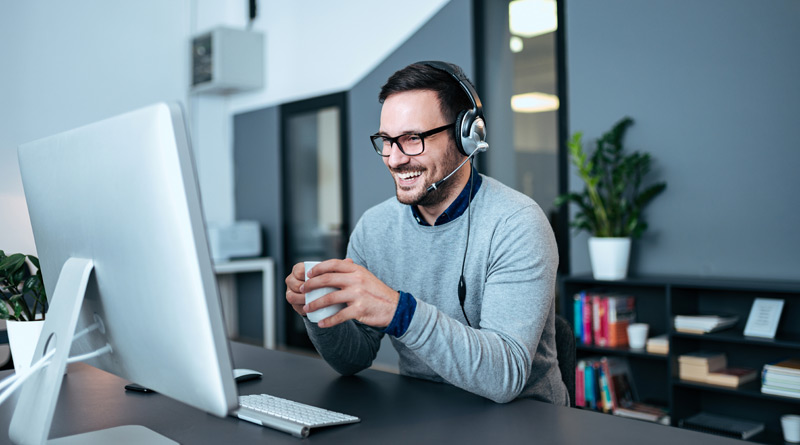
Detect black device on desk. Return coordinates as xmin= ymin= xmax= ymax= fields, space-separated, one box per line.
xmin=12 ymin=102 xmax=356 ymax=443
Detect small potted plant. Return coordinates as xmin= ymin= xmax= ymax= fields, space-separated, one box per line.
xmin=0 ymin=250 xmax=47 ymax=371
xmin=555 ymin=117 xmax=667 ymax=280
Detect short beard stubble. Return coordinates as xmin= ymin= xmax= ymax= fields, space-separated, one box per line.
xmin=394 ymin=144 xmax=465 ymax=208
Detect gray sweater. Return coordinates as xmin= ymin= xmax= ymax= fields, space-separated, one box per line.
xmin=304 ymin=175 xmax=567 ymax=405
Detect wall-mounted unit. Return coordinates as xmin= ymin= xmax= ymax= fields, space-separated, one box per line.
xmin=192 ymin=27 xmax=263 ymax=94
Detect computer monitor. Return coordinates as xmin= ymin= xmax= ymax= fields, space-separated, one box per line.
xmin=13 ymin=103 xmax=238 ymax=443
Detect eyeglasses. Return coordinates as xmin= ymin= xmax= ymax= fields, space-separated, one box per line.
xmin=370 ymin=123 xmax=454 ymax=157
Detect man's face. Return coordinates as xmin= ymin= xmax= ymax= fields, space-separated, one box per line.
xmin=380 ymin=90 xmax=463 ymax=207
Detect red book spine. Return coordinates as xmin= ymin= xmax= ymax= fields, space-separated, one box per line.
xmin=598 ymin=296 xmax=609 ymax=347
xmin=592 ymin=294 xmax=601 ymax=346
xmin=582 ymin=293 xmax=593 ymax=345
xmin=576 ymin=362 xmax=585 ymax=407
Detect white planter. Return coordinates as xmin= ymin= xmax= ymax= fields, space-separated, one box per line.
xmin=588 ymin=237 xmax=631 ymax=280
xmin=7 ymin=319 xmax=45 ymax=373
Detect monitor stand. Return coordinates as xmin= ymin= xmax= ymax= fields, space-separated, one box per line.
xmin=48 ymin=425 xmax=177 ymax=444
xmin=7 ymin=258 xmax=177 ymax=445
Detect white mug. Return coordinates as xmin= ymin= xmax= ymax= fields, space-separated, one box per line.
xmin=782 ymin=414 xmax=800 ymax=443
xmin=627 ymin=323 xmax=649 ymax=349
xmin=303 ymin=261 xmax=346 ymax=323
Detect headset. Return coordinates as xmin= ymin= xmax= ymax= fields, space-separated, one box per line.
xmin=416 ymin=61 xmax=488 ymax=327
xmin=417 ymin=61 xmax=488 ymax=157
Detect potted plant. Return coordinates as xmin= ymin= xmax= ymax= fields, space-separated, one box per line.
xmin=0 ymin=250 xmax=47 ymax=371
xmin=555 ymin=117 xmax=667 ymax=280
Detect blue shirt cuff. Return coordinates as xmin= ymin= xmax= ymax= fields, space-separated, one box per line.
xmin=383 ymin=291 xmax=417 ymax=337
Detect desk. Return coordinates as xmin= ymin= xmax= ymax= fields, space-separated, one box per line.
xmin=1 ymin=343 xmax=743 ymax=444
xmin=214 ymin=258 xmax=275 ymax=349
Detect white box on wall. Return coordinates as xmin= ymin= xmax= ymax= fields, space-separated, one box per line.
xmin=191 ymin=27 xmax=264 ymax=94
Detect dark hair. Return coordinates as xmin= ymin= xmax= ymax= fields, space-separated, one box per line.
xmin=378 ymin=62 xmax=473 ymax=125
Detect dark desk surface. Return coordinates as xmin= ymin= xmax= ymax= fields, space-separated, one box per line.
xmin=1 ymin=342 xmax=744 ymax=444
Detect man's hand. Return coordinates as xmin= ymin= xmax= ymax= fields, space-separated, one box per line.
xmin=285 ymin=262 xmax=309 ymax=317
xmin=300 ymin=259 xmax=400 ymax=329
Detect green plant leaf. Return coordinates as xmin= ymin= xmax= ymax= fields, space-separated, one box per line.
xmin=564 ymin=116 xmax=666 ymax=238
xmin=0 ymin=253 xmax=26 ymax=272
xmin=28 ymin=255 xmax=40 ymax=270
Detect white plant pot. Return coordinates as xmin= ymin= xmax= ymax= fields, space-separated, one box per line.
xmin=588 ymin=237 xmax=632 ymax=280
xmin=7 ymin=319 xmax=45 ymax=373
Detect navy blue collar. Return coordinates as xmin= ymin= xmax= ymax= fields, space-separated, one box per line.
xmin=411 ymin=167 xmax=482 ymax=226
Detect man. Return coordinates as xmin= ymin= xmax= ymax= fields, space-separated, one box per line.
xmin=285 ymin=61 xmax=567 ymax=405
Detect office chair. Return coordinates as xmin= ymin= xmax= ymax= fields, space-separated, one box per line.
xmin=554 ymin=314 xmax=576 ymax=407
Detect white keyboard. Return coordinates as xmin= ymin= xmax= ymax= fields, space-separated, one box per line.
xmin=235 ymin=393 xmax=360 ymax=438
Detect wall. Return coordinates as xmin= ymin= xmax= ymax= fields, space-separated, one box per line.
xmin=0 ymin=0 xmax=191 ymax=255
xmin=565 ymin=0 xmax=800 ymax=280
xmin=0 ymin=0 xmax=449 ymax=256
xmin=346 ymin=0 xmax=474 ymax=225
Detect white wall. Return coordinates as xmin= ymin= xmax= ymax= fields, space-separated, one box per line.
xmin=0 ymin=0 xmax=449 ymax=255
xmin=0 ymin=0 xmax=191 ymax=255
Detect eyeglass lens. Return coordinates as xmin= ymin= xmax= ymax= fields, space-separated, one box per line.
xmin=374 ymin=134 xmax=424 ymax=156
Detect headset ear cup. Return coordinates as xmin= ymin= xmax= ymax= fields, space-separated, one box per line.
xmin=454 ymin=109 xmax=469 ymax=156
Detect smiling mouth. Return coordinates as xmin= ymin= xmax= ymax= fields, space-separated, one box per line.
xmin=396 ymin=170 xmax=423 ymax=181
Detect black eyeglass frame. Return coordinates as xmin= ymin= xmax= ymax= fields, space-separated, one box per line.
xmin=369 ymin=123 xmax=455 ymax=157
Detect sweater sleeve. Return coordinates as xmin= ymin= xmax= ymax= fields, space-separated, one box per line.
xmin=303 ymin=217 xmax=385 ymax=375
xmin=396 ymin=205 xmax=559 ymax=403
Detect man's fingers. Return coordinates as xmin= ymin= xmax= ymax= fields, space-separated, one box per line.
xmin=317 ymin=305 xmax=357 ymax=329
xmin=304 ymin=289 xmax=349 ymax=314
xmin=306 ymin=259 xmax=359 ymax=278
xmin=293 ymin=262 xmax=306 ymax=279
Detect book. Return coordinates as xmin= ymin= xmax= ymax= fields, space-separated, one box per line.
xmin=705 ymin=367 xmax=757 ymax=387
xmin=607 ymin=295 xmax=635 ymax=347
xmin=578 ymin=357 xmax=638 ymax=414
xmin=613 ymin=402 xmax=670 ymax=425
xmin=679 ymin=366 xmax=712 ymax=383
xmin=593 ymin=294 xmax=606 ymax=346
xmin=678 ymin=351 xmax=727 ymax=368
xmin=679 ymin=412 xmax=765 ymax=440
xmin=573 ymin=293 xmax=583 ymax=341
xmin=761 ymin=384 xmax=800 ymax=399
xmin=674 ymin=315 xmax=739 ymax=334
xmin=575 ymin=361 xmax=586 ymax=407
xmin=764 ymin=358 xmax=800 ymax=377
xmin=598 ymin=365 xmax=612 ymax=413
xmin=584 ymin=360 xmax=596 ymax=410
xmin=605 ymin=359 xmax=636 ymax=411
xmin=761 ymin=370 xmax=800 ymax=389
xmin=645 ymin=334 xmax=668 ymax=354
xmin=678 ymin=351 xmax=727 ymax=383
xmin=582 ymin=292 xmax=593 ymax=345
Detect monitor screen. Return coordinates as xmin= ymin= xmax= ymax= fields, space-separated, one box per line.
xmin=14 ymin=102 xmax=238 ymax=442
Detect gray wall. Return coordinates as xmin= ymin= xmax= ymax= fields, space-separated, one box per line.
xmin=565 ymin=0 xmax=800 ymax=280
xmin=347 ymin=0 xmax=474 ymax=226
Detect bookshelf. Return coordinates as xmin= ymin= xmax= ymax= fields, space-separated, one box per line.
xmin=560 ymin=274 xmax=800 ymax=444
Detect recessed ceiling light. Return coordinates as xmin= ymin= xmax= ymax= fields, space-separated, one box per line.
xmin=510 ymin=36 xmax=524 ymax=53
xmin=509 ymin=0 xmax=557 ymax=38
xmin=511 ymin=92 xmax=559 ymax=113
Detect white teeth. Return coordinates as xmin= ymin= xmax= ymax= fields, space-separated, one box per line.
xmin=397 ymin=171 xmax=422 ymax=180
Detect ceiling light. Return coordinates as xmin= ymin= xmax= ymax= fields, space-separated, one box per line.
xmin=509 ymin=0 xmax=557 ymax=38
xmin=511 ymin=92 xmax=559 ymax=113
xmin=510 ymin=36 xmax=524 ymax=53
